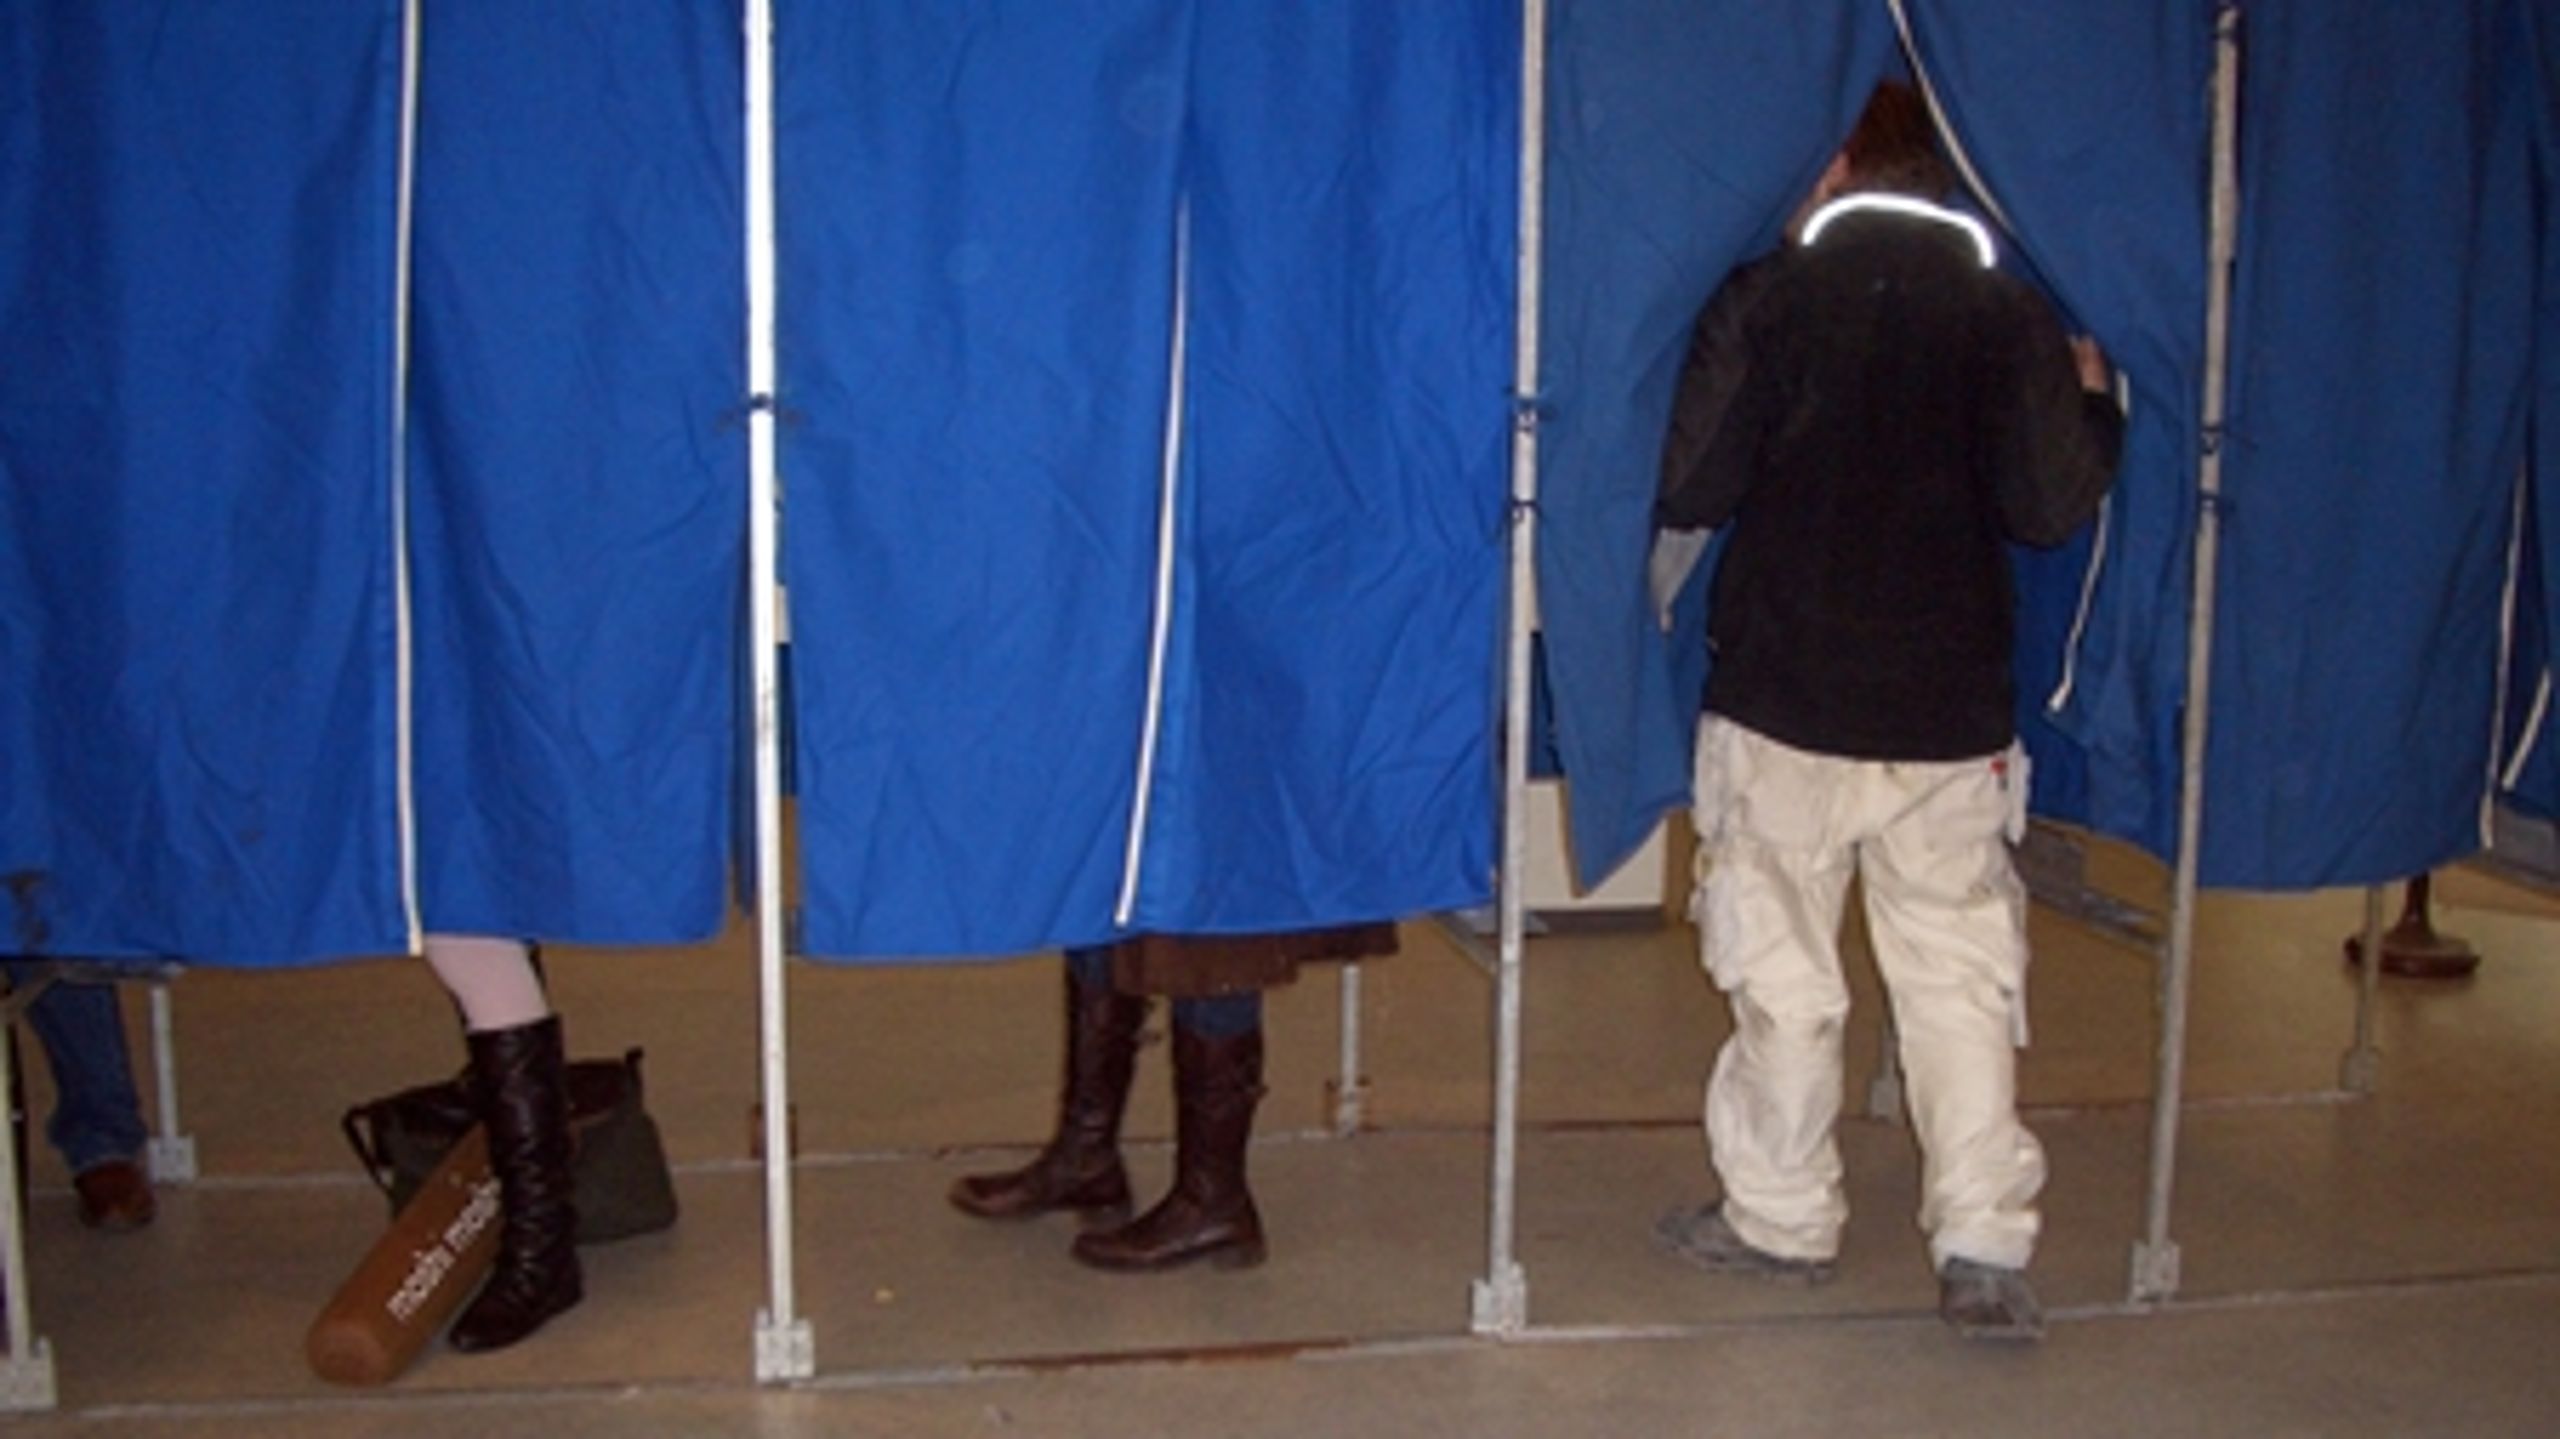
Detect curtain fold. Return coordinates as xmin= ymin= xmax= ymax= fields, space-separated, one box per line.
xmin=2207 ymin=0 xmax=2537 ymax=885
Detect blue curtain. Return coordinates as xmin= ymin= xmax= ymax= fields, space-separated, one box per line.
xmin=778 ymin=2 xmax=1190 ymax=958
xmin=1539 ymin=0 xmax=1895 ymax=884
xmin=407 ymin=0 xmax=746 ymax=943
xmin=13 ymin=1 xmax=2548 ymax=958
xmin=2211 ymin=0 xmax=2538 ymax=886
xmin=0 ymin=2 xmax=407 ymax=963
xmin=783 ymin=1 xmax=1512 ymax=957
xmin=1119 ymin=2 xmax=1512 ymax=934
xmin=1900 ymin=1 xmax=2215 ymax=858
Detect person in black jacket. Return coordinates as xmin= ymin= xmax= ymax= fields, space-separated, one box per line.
xmin=1650 ymin=82 xmax=2123 ymax=1344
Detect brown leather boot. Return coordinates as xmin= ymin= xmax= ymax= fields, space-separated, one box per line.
xmin=949 ymin=967 xmax=1146 ymax=1226
xmin=1071 ymin=1024 xmax=1265 ymax=1272
xmin=448 ymin=1016 xmax=584 ymax=1353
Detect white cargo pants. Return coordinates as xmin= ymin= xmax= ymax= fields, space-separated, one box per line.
xmin=1691 ymin=715 xmax=2046 ymax=1271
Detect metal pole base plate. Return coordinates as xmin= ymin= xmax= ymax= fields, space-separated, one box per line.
xmin=0 ymin=1345 xmax=56 ymax=1413
xmin=754 ymin=1311 xmax=813 ymax=1382
xmin=1470 ymin=1264 xmax=1527 ymax=1336
xmin=2128 ymin=1239 xmax=2182 ymax=1305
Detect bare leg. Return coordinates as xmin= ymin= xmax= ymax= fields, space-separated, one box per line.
xmin=422 ymin=935 xmax=549 ymax=1032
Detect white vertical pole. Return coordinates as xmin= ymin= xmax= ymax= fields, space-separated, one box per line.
xmin=1471 ymin=0 xmax=1545 ymax=1339
xmin=0 ymin=1020 xmax=55 ymax=1410
xmin=743 ymin=0 xmax=811 ymax=1383
xmin=1331 ymin=962 xmax=1367 ymax=1136
xmin=1865 ymin=1003 xmax=1905 ymax=1122
xmin=143 ymin=986 xmax=194 ymax=1181
xmin=2131 ymin=0 xmax=2243 ymax=1307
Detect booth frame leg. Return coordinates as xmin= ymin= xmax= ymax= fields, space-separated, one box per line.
xmin=1470 ymin=1263 xmax=1528 ymax=1337
xmin=2129 ymin=1239 xmax=2182 ymax=1306
xmin=145 ymin=985 xmax=197 ymax=1182
xmin=1472 ymin=0 xmax=1546 ymax=1349
xmin=0 ymin=1026 xmax=55 ymax=1412
xmin=0 ymin=1345 xmax=55 ymax=1414
xmin=1328 ymin=963 xmax=1369 ymax=1138
xmin=1864 ymin=1004 xmax=1904 ymax=1122
xmin=755 ymin=1311 xmax=814 ymax=1383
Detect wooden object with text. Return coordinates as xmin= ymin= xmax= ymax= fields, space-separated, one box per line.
xmin=306 ymin=1125 xmax=502 ymax=1386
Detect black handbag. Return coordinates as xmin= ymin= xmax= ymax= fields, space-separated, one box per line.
xmin=340 ymin=1047 xmax=679 ymax=1244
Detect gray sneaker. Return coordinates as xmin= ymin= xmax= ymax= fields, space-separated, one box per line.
xmin=1938 ymin=1257 xmax=2046 ymax=1343
xmin=1654 ymin=1203 xmax=1836 ymax=1287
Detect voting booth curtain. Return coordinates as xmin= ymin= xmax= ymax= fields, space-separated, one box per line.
xmin=3 ymin=1 xmax=2551 ymax=964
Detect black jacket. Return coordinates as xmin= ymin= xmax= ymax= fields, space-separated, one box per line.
xmin=1655 ymin=204 xmax=2124 ymax=760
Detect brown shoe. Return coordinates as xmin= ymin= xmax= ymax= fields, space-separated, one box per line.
xmin=74 ymin=1159 xmax=156 ymax=1232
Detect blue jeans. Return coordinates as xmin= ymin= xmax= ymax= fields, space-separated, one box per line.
xmin=1065 ymin=947 xmax=1262 ymax=1038
xmin=5 ymin=963 xmax=149 ymax=1174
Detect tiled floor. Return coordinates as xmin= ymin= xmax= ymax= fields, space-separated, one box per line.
xmin=6 ymin=840 xmax=2558 ymax=1435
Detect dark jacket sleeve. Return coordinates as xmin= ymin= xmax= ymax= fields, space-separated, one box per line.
xmin=1985 ymin=284 xmax=2126 ymax=547
xmin=1655 ymin=257 xmax=1781 ymax=531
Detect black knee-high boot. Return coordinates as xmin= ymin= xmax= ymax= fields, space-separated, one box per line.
xmin=950 ymin=967 xmax=1147 ymax=1225
xmin=1070 ymin=1023 xmax=1265 ymax=1272
xmin=448 ymin=1015 xmax=583 ymax=1353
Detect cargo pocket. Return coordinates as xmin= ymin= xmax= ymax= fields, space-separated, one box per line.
xmin=1687 ymin=717 xmax=1733 ymax=931
xmin=1927 ymin=751 xmax=2032 ymax=1048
